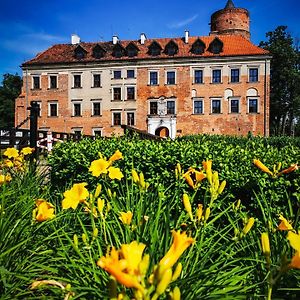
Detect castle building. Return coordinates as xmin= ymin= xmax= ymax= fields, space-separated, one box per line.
xmin=15 ymin=0 xmax=271 ymax=138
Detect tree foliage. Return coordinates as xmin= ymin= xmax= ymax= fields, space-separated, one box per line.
xmin=260 ymin=26 xmax=300 ymax=136
xmin=0 ymin=73 xmax=22 ymax=127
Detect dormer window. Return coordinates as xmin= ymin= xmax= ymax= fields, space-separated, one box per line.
xmin=164 ymin=40 xmax=178 ymax=56
xmin=208 ymin=38 xmax=223 ymax=54
xmin=126 ymin=42 xmax=139 ymax=57
xmin=92 ymin=44 xmax=105 ymax=59
xmin=148 ymin=41 xmax=162 ymax=56
xmin=112 ymin=44 xmax=125 ymax=58
xmin=191 ymin=39 xmax=206 ymax=55
xmin=74 ymin=45 xmax=87 ymax=59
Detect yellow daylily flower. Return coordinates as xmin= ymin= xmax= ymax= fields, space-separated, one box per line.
xmin=287 ymin=231 xmax=300 ymax=269
xmin=182 ymin=194 xmax=193 ymax=221
xmin=108 ymin=167 xmax=124 ymax=180
xmin=131 ymin=169 xmax=140 ymax=183
xmin=242 ymin=217 xmax=255 ymax=235
xmin=3 ymin=159 xmax=14 ymax=168
xmin=121 ymin=241 xmax=146 ymax=274
xmin=253 ymin=159 xmax=273 ymax=176
xmin=89 ymin=158 xmax=110 ymax=177
xmin=159 ymin=231 xmax=194 ymax=274
xmin=33 ymin=199 xmax=55 ymax=222
xmin=202 ymin=160 xmax=212 ymax=183
xmin=277 ymin=215 xmax=293 ymax=231
xmin=21 ymin=147 xmax=34 ymax=155
xmin=119 ymin=211 xmax=133 ymax=225
xmin=182 ymin=168 xmax=206 ymax=189
xmin=97 ymin=243 xmax=145 ymax=291
xmin=4 ymin=148 xmax=19 ymax=159
xmin=109 ymin=150 xmax=123 ymax=162
xmin=261 ymin=232 xmax=270 ymax=255
xmin=62 ymin=182 xmax=89 ymax=209
xmin=0 ymin=174 xmax=12 ymax=184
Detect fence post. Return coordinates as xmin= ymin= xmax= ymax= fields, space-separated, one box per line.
xmin=28 ymin=101 xmax=40 ymax=156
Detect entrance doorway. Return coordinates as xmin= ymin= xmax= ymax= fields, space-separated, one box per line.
xmin=155 ymin=126 xmax=169 ymax=138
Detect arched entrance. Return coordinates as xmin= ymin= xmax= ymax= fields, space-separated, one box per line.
xmin=155 ymin=126 xmax=169 ymax=138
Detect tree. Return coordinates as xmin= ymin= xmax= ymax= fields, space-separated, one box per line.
xmin=260 ymin=26 xmax=300 ymax=136
xmin=0 ymin=74 xmax=22 ymax=127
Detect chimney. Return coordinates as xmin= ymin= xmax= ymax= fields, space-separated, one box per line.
xmin=140 ymin=33 xmax=147 ymax=45
xmin=112 ymin=35 xmax=119 ymax=45
xmin=184 ymin=30 xmax=189 ymax=44
xmin=71 ymin=34 xmax=81 ymax=45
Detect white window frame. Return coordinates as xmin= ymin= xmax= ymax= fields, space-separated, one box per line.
xmin=210 ymin=98 xmax=222 ymax=114
xmin=193 ymin=98 xmax=204 ymax=114
xmin=48 ymin=101 xmax=58 ymax=117
xmin=126 ymin=111 xmax=136 ymax=126
xmin=112 ymin=86 xmax=123 ymax=101
xmin=91 ymin=99 xmax=102 ymax=116
xmin=248 ymin=66 xmax=260 ymax=83
xmin=229 ymin=98 xmax=240 ymax=113
xmin=127 ymin=69 xmax=135 ymax=79
xmin=230 ymin=68 xmax=240 ymax=83
xmin=92 ymin=127 xmax=103 ymax=137
xmin=211 ymin=68 xmax=222 ymax=84
xmin=92 ymin=72 xmax=102 ymax=88
xmin=48 ymin=74 xmax=58 ymax=89
xmin=166 ymin=99 xmax=176 ymax=115
xmin=112 ymin=110 xmax=122 ymax=126
xmin=148 ymin=70 xmax=159 ymax=85
xmin=72 ymin=100 xmax=82 ymax=117
xmin=126 ymin=85 xmax=136 ymax=100
xmin=247 ymin=97 xmax=259 ymax=113
xmin=112 ymin=69 xmax=122 ymax=79
xmin=32 ymin=75 xmax=41 ymax=89
xmin=194 ymin=69 xmax=204 ymax=84
xmin=165 ymin=69 xmax=176 ymax=85
xmin=149 ymin=100 xmax=158 ymax=115
xmin=72 ymin=73 xmax=82 ymax=88
xmin=72 ymin=127 xmax=83 ymax=135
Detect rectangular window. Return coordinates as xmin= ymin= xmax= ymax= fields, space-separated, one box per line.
xmin=113 ymin=70 xmax=122 ymax=79
xmin=249 ymin=68 xmax=259 ymax=82
xmin=167 ymin=101 xmax=175 ymax=114
xmin=72 ymin=129 xmax=82 ymax=137
xmin=212 ymin=69 xmax=221 ymax=83
xmin=73 ymin=103 xmax=81 ymax=116
xmin=193 ymin=99 xmax=203 ymax=114
xmin=92 ymin=128 xmax=102 ymax=137
xmin=33 ymin=76 xmax=40 ymax=89
xmin=49 ymin=102 xmax=58 ymax=117
xmin=231 ymin=69 xmax=240 ymax=83
xmin=166 ymin=71 xmax=176 ymax=85
xmin=211 ymin=99 xmax=221 ymax=114
xmin=230 ymin=99 xmax=239 ymax=113
xmin=127 ymin=87 xmax=135 ymax=100
xmin=194 ymin=70 xmax=203 ymax=84
xmin=92 ymin=102 xmax=101 ymax=116
xmin=49 ymin=75 xmax=57 ymax=89
xmin=150 ymin=102 xmax=158 ymax=115
xmin=127 ymin=112 xmax=135 ymax=126
xmin=149 ymin=71 xmax=158 ymax=85
xmin=73 ymin=75 xmax=81 ymax=88
xmin=113 ymin=112 xmax=121 ymax=126
xmin=93 ymin=74 xmax=101 ymax=87
xmin=113 ymin=87 xmax=122 ymax=100
xmin=127 ymin=70 xmax=135 ymax=78
xmin=248 ymin=98 xmax=258 ymax=113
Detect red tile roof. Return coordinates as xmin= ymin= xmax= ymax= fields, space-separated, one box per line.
xmin=22 ymin=35 xmax=269 ymax=67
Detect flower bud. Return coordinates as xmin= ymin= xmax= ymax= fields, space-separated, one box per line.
xmin=242 ymin=217 xmax=255 ymax=235
xmin=156 ymin=268 xmax=172 ymax=295
xmin=204 ymin=207 xmax=211 ymax=221
xmin=172 ymin=263 xmax=182 ymax=281
xmin=261 ymin=232 xmax=270 ymax=255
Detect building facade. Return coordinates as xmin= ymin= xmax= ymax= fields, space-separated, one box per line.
xmin=15 ymin=0 xmax=271 ymax=138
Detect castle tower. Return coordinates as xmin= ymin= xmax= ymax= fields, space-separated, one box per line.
xmin=210 ymin=0 xmax=250 ymax=39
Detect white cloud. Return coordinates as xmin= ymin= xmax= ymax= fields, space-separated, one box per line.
xmin=0 ymin=22 xmax=67 ymax=56
xmin=168 ymin=14 xmax=199 ymax=29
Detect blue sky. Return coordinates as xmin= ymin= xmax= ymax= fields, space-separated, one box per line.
xmin=0 ymin=0 xmax=299 ymax=76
